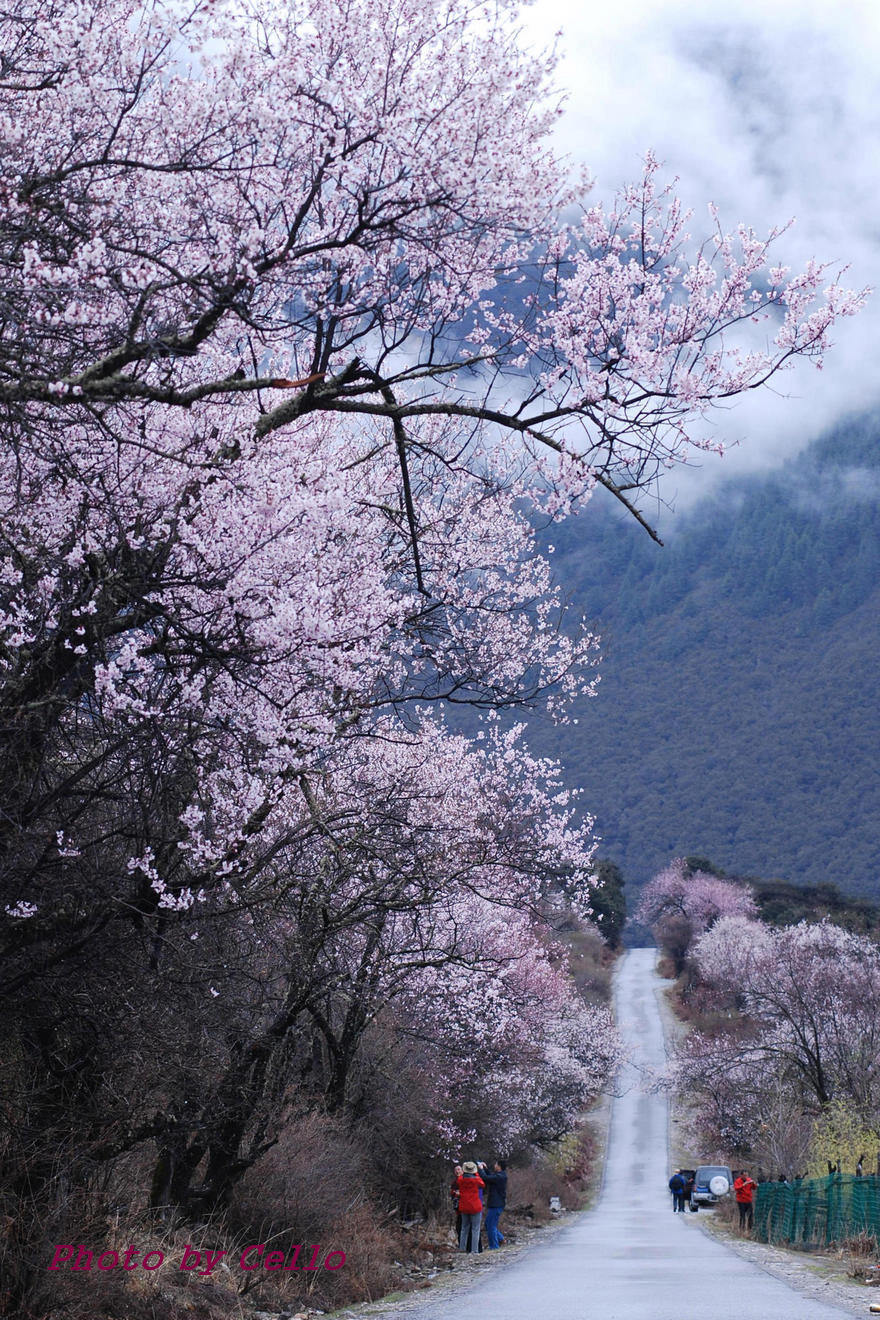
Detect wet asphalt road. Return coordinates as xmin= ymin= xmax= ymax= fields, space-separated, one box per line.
xmin=369 ymin=947 xmax=854 ymax=1320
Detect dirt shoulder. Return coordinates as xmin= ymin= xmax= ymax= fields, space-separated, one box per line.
xmin=330 ymin=1212 xmax=577 ymax=1319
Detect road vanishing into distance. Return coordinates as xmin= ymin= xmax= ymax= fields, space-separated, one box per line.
xmin=369 ymin=948 xmax=854 ymax=1320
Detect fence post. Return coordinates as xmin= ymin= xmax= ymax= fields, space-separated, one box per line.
xmin=805 ymin=1179 xmax=813 ymax=1245
xmin=791 ymin=1179 xmax=803 ymax=1245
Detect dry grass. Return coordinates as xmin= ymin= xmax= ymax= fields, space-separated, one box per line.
xmin=839 ymin=1229 xmax=880 ymax=1280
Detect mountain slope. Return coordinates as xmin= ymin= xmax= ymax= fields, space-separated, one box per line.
xmin=530 ymin=414 xmax=880 ymax=897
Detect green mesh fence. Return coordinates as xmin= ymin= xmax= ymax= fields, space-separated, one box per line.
xmin=754 ymin=1174 xmax=880 ymax=1246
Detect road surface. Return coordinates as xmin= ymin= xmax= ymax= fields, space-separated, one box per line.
xmin=369 ymin=947 xmax=855 ymax=1320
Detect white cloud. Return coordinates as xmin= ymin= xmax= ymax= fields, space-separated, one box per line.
xmin=523 ymin=0 xmax=880 ymax=507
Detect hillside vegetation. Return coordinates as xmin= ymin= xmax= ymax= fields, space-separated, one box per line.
xmin=531 ymin=414 xmax=880 ymax=898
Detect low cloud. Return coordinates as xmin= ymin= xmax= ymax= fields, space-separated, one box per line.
xmin=524 ymin=0 xmax=880 ymax=507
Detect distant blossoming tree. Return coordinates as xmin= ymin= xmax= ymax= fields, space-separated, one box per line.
xmin=691 ymin=914 xmax=773 ymax=1006
xmin=677 ymin=920 xmax=880 ymax=1172
xmin=635 ymin=859 xmax=758 ymax=971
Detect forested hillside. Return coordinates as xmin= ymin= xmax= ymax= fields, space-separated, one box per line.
xmin=532 ymin=414 xmax=880 ymax=898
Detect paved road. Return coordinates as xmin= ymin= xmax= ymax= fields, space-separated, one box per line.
xmin=369 ymin=947 xmax=854 ymax=1320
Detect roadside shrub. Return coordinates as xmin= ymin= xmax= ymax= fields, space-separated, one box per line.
xmin=230 ymin=1110 xmax=371 ymax=1241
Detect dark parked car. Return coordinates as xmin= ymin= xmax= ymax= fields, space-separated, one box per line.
xmin=690 ymin=1165 xmax=732 ymax=1207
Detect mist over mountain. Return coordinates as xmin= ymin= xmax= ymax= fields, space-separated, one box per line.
xmin=531 ymin=413 xmax=880 ymax=898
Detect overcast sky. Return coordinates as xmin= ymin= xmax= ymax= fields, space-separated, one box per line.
xmin=525 ymin=0 xmax=880 ymax=509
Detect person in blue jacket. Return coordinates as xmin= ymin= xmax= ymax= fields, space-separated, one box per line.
xmin=479 ymin=1159 xmax=508 ymax=1248
xmin=668 ymin=1169 xmax=687 ymax=1212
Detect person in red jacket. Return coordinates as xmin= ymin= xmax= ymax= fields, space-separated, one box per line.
xmin=734 ymin=1171 xmax=757 ymax=1230
xmin=455 ymin=1161 xmax=485 ymax=1253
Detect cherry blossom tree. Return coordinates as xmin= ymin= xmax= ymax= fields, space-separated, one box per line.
xmin=677 ymin=920 xmax=880 ymax=1172
xmin=296 ymin=901 xmax=621 ymax=1216
xmin=389 ymin=901 xmax=622 ymax=1156
xmin=740 ymin=922 xmax=880 ymax=1112
xmin=671 ymin=1041 xmax=813 ymax=1177
xmin=691 ymin=914 xmax=773 ymax=1007
xmin=3 ymin=0 xmax=861 ymax=504
xmin=635 ymin=859 xmax=758 ymax=971
xmin=0 ymin=0 xmax=863 ymax=955
xmin=154 ymin=722 xmax=598 ymax=1208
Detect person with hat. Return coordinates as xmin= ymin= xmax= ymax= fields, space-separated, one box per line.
xmin=455 ymin=1161 xmax=485 ymax=1253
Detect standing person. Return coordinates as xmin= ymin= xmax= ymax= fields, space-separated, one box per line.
xmin=477 ymin=1168 xmax=485 ymax=1252
xmin=668 ymin=1169 xmax=686 ymax=1212
xmin=450 ymin=1163 xmax=463 ymax=1244
xmin=734 ymin=1171 xmax=757 ymax=1230
xmin=480 ymin=1160 xmax=508 ymax=1249
xmin=455 ymin=1161 xmax=485 ymax=1253
xmin=683 ymin=1171 xmax=695 ymax=1210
